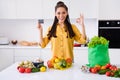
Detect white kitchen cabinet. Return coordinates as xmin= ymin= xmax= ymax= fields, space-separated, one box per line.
xmin=0 ymin=48 xmax=14 ymax=71
xmin=42 ymin=0 xmax=70 ymax=19
xmin=73 ymin=48 xmax=120 ymax=65
xmin=16 ymin=0 xmax=43 ymax=19
xmin=69 ymin=0 xmax=98 ymax=19
xmin=41 ymin=48 xmax=52 ymax=63
xmin=99 ymin=0 xmax=120 ymax=19
xmin=74 ymin=48 xmax=88 ymax=64
xmin=109 ymin=49 xmax=120 ymax=64
xmin=0 ymin=0 xmax=99 ymax=19
xmin=0 ymin=0 xmax=16 ymax=19
xmin=14 ymin=48 xmax=41 ymax=62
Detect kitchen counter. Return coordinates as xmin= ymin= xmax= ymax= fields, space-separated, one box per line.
xmin=0 ymin=44 xmax=88 ymax=49
xmin=0 ymin=44 xmax=41 ymax=49
xmin=0 ymin=62 xmax=120 ymax=80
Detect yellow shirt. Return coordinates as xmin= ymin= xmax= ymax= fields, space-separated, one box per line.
xmin=40 ymin=24 xmax=86 ymax=60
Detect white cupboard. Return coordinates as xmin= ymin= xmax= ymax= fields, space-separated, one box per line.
xmin=42 ymin=0 xmax=69 ymax=19
xmin=73 ymin=48 xmax=88 ymax=64
xmin=14 ymin=48 xmax=41 ymax=62
xmin=0 ymin=0 xmax=16 ymax=19
xmin=43 ymin=0 xmax=98 ymax=19
xmin=69 ymin=0 xmax=98 ymax=19
xmin=0 ymin=0 xmax=98 ymax=19
xmin=16 ymin=0 xmax=43 ymax=19
xmin=41 ymin=48 xmax=52 ymax=63
xmin=99 ymin=0 xmax=120 ymax=19
xmin=0 ymin=48 xmax=14 ymax=71
xmin=109 ymin=49 xmax=120 ymax=64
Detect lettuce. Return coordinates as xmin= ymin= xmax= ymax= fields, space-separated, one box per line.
xmin=88 ymin=36 xmax=109 ymax=48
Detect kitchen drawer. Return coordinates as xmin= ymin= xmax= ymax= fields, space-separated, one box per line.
xmin=74 ymin=49 xmax=88 ymax=64
xmin=109 ymin=49 xmax=120 ymax=64
xmin=0 ymin=48 xmax=14 ymax=71
xmin=14 ymin=48 xmax=41 ymax=62
xmin=41 ymin=48 xmax=52 ymax=62
xmin=14 ymin=48 xmax=41 ymax=56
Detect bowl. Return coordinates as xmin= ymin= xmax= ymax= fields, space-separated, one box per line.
xmin=32 ymin=61 xmax=44 ymax=68
xmin=11 ymin=40 xmax=17 ymax=45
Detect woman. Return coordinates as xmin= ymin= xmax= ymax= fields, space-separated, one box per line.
xmin=38 ymin=1 xmax=87 ymax=61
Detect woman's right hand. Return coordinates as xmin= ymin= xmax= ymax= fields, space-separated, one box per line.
xmin=37 ymin=22 xmax=43 ymax=44
xmin=37 ymin=22 xmax=43 ymax=32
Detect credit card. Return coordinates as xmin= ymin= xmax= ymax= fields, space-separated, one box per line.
xmin=38 ymin=19 xmax=44 ymax=24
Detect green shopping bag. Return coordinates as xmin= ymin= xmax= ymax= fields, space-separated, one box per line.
xmin=88 ymin=44 xmax=110 ymax=67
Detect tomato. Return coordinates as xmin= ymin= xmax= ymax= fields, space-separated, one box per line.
xmin=106 ymin=71 xmax=111 ymax=76
xmin=105 ymin=63 xmax=111 ymax=69
xmin=18 ymin=67 xmax=25 ymax=73
xmin=89 ymin=67 xmax=92 ymax=72
xmin=109 ymin=65 xmax=118 ymax=71
xmin=91 ymin=68 xmax=97 ymax=73
xmin=109 ymin=66 xmax=113 ymax=70
xmin=113 ymin=67 xmax=118 ymax=71
xmin=47 ymin=60 xmax=53 ymax=68
xmin=25 ymin=68 xmax=31 ymax=73
xmin=66 ymin=58 xmax=72 ymax=64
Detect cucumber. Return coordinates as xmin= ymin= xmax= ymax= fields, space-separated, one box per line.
xmin=31 ymin=68 xmax=40 ymax=72
xmin=98 ymin=69 xmax=110 ymax=74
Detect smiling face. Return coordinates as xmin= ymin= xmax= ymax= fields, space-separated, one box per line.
xmin=55 ymin=7 xmax=68 ymax=24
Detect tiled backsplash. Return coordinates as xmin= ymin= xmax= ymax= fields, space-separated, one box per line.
xmin=0 ymin=18 xmax=98 ymax=42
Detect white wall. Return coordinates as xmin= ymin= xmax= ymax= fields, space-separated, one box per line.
xmin=0 ymin=19 xmax=98 ymax=42
xmin=0 ymin=19 xmax=39 ymax=42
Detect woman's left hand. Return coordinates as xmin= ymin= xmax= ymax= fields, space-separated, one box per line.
xmin=76 ymin=14 xmax=87 ymax=40
xmin=76 ymin=14 xmax=84 ymax=26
